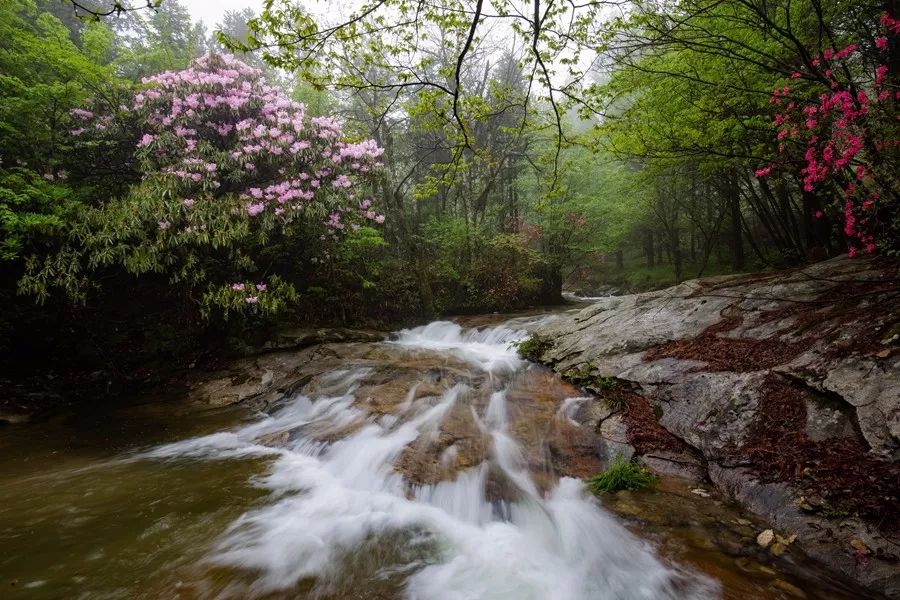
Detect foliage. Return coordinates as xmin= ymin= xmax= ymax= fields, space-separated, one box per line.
xmin=20 ymin=53 xmax=385 ymax=316
xmin=424 ymin=218 xmax=544 ymax=313
xmin=755 ymin=14 xmax=900 ymax=255
xmin=590 ymin=0 xmax=897 ymax=267
xmin=514 ymin=334 xmax=553 ymax=362
xmin=295 ymin=225 xmax=422 ymax=325
xmin=0 ymin=0 xmax=129 ymax=268
xmin=1 ymin=0 xmax=897 ymax=374
xmin=585 ymin=455 xmax=658 ymax=494
xmin=0 ymin=169 xmax=79 ymax=261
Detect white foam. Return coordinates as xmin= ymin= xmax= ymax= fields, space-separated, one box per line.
xmin=392 ymin=321 xmax=527 ymax=373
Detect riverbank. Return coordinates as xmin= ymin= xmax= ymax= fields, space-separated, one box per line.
xmin=527 ymin=254 xmax=900 ymax=597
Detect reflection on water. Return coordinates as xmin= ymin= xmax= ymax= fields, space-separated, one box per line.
xmin=0 ymin=317 xmax=866 ymax=599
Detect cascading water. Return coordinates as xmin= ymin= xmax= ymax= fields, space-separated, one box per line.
xmin=139 ymin=319 xmax=719 ymax=599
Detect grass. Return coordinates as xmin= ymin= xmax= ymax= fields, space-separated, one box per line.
xmin=585 ymin=454 xmax=658 ymax=494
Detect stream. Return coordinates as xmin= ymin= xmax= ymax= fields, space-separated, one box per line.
xmin=0 ymin=311 xmax=867 ymax=599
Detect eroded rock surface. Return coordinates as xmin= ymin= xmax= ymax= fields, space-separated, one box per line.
xmin=532 ymin=255 xmax=900 ymax=597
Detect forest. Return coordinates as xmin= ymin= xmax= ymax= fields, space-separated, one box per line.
xmin=0 ymin=0 xmax=897 ymax=377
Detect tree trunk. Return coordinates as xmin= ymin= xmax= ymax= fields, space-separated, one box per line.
xmin=671 ymin=226 xmax=683 ymax=283
xmin=729 ymin=177 xmax=746 ymax=270
xmin=645 ymin=231 xmax=655 ymax=268
xmin=539 ymin=263 xmax=563 ymax=304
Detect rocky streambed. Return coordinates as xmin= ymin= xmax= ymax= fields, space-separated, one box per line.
xmin=0 ymin=258 xmax=897 ymax=599
xmin=528 ymin=255 xmax=900 ymax=597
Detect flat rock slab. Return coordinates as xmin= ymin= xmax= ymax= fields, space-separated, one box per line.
xmin=532 ymin=255 xmax=900 ymax=597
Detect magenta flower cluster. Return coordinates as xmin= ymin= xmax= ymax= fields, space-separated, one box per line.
xmin=754 ymin=16 xmax=897 ymax=256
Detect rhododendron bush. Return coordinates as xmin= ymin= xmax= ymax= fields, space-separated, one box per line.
xmin=20 ymin=54 xmax=384 ymax=316
xmin=755 ymin=13 xmax=899 ymax=256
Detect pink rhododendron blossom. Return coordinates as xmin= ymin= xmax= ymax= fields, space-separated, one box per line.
xmin=67 ymin=53 xmax=385 ymax=312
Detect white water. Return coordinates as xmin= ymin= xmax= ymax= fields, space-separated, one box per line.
xmin=392 ymin=320 xmax=528 ymax=373
xmin=140 ymin=320 xmax=718 ymax=599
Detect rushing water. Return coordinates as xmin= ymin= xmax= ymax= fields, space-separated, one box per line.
xmin=0 ymin=314 xmax=866 ymax=599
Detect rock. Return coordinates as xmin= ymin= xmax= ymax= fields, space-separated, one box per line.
xmin=709 ymin=463 xmax=900 ymax=597
xmin=533 ymin=255 xmax=900 ymax=597
xmin=757 ymin=529 xmax=775 ymax=547
xmin=776 ymin=534 xmax=797 ymax=546
xmin=257 ymin=431 xmax=290 ymax=447
xmin=574 ymin=397 xmax=618 ymax=429
xmin=691 ymin=488 xmax=712 ymax=498
xmin=639 ymin=451 xmax=705 ymax=481
xmin=596 ymin=414 xmax=634 ymax=462
xmin=818 ymin=357 xmax=900 ymax=456
xmin=802 ymin=389 xmax=859 ymax=442
xmin=230 ymin=328 xmax=386 ymax=356
xmin=850 ymin=538 xmax=870 ymax=555
xmin=0 ymin=410 xmax=31 ymax=424
xmin=772 ymin=579 xmax=807 ymax=598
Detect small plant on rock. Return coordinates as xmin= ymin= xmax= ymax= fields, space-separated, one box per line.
xmin=586 ymin=454 xmax=657 ymax=494
xmin=514 ymin=334 xmax=552 ymax=362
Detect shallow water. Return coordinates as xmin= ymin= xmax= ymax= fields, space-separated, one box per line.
xmin=0 ymin=313 xmax=867 ymax=599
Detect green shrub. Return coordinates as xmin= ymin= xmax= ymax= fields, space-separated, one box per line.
xmin=422 ymin=217 xmax=546 ymax=313
xmin=585 ymin=454 xmax=657 ymax=494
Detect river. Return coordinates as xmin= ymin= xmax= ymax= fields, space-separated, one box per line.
xmin=0 ymin=311 xmax=866 ymax=599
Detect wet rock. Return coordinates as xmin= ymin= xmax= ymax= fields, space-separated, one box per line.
xmin=757 ymin=529 xmax=775 ymax=548
xmin=772 ymin=579 xmax=807 ymax=598
xmin=639 ymin=451 xmax=705 ymax=481
xmin=596 ymin=414 xmax=634 ymax=462
xmin=231 ymin=328 xmax=385 ymax=355
xmin=0 ymin=409 xmax=31 ymax=425
xmin=573 ymin=397 xmax=617 ymax=429
xmin=257 ymin=431 xmax=290 ymax=447
xmin=709 ymin=463 xmax=900 ymax=596
xmin=770 ymin=542 xmax=787 ymax=556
